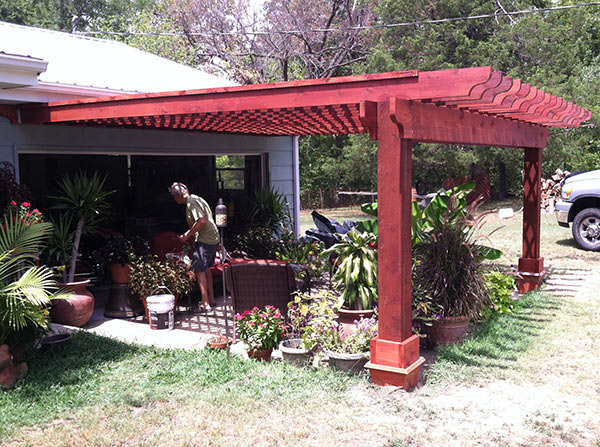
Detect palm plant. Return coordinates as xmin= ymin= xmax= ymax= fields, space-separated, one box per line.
xmin=50 ymin=172 xmax=113 ymax=283
xmin=249 ymin=186 xmax=290 ymax=233
xmin=0 ymin=207 xmax=63 ymax=345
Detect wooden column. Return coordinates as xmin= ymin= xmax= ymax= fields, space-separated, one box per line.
xmin=365 ymin=100 xmax=424 ymax=389
xmin=518 ymin=147 xmax=545 ymax=293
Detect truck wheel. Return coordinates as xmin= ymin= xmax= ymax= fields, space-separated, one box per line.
xmin=572 ymin=208 xmax=600 ymax=251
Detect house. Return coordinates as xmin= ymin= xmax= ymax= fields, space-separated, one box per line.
xmin=0 ymin=21 xmax=301 ymax=236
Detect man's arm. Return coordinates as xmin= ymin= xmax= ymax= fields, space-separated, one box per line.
xmin=179 ymin=216 xmax=207 ymax=243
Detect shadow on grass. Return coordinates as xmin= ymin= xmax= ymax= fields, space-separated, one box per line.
xmin=424 ymin=291 xmax=560 ymax=385
xmin=555 ymin=238 xmax=580 ymax=249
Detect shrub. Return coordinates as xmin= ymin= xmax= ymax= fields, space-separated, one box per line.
xmin=482 ymin=271 xmax=516 ymax=319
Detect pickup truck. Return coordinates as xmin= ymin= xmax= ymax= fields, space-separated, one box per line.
xmin=555 ymin=169 xmax=600 ymax=251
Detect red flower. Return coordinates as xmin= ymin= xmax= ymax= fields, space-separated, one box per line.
xmin=10 ymin=201 xmax=16 ymax=206
xmin=33 ymin=209 xmax=40 ymax=214
xmin=235 ymin=314 xmax=243 ymax=321
xmin=274 ymin=312 xmax=281 ymax=319
xmin=21 ymin=202 xmax=31 ymax=207
xmin=26 ymin=211 xmax=32 ymax=217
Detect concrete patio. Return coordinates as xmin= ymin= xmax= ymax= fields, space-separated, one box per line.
xmin=48 ymin=287 xmax=240 ymax=351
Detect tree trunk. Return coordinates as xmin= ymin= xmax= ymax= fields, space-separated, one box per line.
xmin=67 ymin=217 xmax=84 ymax=283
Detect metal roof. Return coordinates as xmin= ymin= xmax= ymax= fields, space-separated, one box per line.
xmin=0 ymin=21 xmax=236 ymax=94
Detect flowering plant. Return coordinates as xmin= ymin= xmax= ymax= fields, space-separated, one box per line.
xmin=276 ymin=237 xmax=327 ymax=284
xmin=8 ymin=201 xmax=44 ymax=225
xmin=235 ymin=306 xmax=286 ymax=351
xmin=287 ymin=291 xmax=341 ymax=350
xmin=321 ymin=317 xmax=378 ymax=355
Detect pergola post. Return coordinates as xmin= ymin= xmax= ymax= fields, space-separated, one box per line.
xmin=365 ymin=100 xmax=424 ymax=389
xmin=518 ymin=147 xmax=545 ymax=293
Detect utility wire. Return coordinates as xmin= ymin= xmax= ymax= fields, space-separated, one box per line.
xmin=76 ymin=2 xmax=600 ymax=37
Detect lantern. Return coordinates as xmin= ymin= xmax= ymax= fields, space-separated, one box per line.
xmin=215 ymin=198 xmax=227 ymax=228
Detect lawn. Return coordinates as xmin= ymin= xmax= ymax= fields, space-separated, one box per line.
xmin=3 ymin=200 xmax=600 ymax=446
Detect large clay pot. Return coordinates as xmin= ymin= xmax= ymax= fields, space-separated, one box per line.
xmin=337 ymin=308 xmax=375 ymax=336
xmin=430 ymin=316 xmax=470 ymax=347
xmin=50 ymin=280 xmax=95 ymax=327
xmin=110 ymin=263 xmax=131 ymax=284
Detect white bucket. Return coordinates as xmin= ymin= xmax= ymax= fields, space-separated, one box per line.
xmin=146 ymin=293 xmax=175 ymax=330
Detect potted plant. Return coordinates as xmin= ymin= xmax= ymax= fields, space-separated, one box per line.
xmin=413 ymin=197 xmax=493 ymax=347
xmin=276 ymin=237 xmax=327 ymax=289
xmin=49 ymin=172 xmax=113 ymax=327
xmin=0 ymin=205 xmax=66 ymax=387
xmin=321 ymin=316 xmax=378 ymax=374
xmin=321 ymin=231 xmax=378 ymax=328
xmin=235 ymin=305 xmax=286 ymax=362
xmin=282 ymin=290 xmax=340 ymax=366
xmin=129 ymin=255 xmax=194 ymax=320
xmin=206 ymin=334 xmax=233 ymax=349
xmin=101 ymin=235 xmax=151 ymax=284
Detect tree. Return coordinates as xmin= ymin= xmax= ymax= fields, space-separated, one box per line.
xmin=0 ymin=0 xmax=153 ymax=33
xmin=164 ymin=0 xmax=376 ymax=83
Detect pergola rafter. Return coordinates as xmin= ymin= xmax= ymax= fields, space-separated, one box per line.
xmin=4 ymin=66 xmax=591 ymax=389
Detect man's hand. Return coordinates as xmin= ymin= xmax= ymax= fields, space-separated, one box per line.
xmin=178 ymin=233 xmax=188 ymax=243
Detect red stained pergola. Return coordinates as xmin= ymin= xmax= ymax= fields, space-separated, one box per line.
xmin=8 ymin=66 xmax=591 ymax=389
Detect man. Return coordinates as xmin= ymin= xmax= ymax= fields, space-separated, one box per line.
xmin=169 ymin=182 xmax=220 ymax=312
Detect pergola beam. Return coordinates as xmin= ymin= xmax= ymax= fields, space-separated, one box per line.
xmin=391 ymin=98 xmax=549 ymax=149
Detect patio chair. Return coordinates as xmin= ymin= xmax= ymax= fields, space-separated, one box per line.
xmin=225 ymin=260 xmax=297 ymax=319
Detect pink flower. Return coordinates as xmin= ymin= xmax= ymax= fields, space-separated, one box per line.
xmin=33 ymin=209 xmax=40 ymax=214
xmin=26 ymin=211 xmax=32 ymax=217
xmin=274 ymin=312 xmax=281 ymax=319
xmin=261 ymin=313 xmax=268 ymax=319
xmin=10 ymin=201 xmax=16 ymax=206
xmin=265 ymin=305 xmax=275 ymax=310
xmin=235 ymin=314 xmax=243 ymax=321
xmin=21 ymin=202 xmax=30 ymax=207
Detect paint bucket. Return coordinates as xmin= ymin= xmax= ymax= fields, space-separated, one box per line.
xmin=146 ymin=289 xmax=175 ymax=330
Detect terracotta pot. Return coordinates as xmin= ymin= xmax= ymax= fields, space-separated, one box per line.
xmin=430 ymin=316 xmax=470 ymax=347
xmin=279 ymin=338 xmax=313 ymax=366
xmin=50 ymin=280 xmax=95 ymax=327
xmin=248 ymin=348 xmax=273 ymax=362
xmin=110 ymin=263 xmax=131 ymax=284
xmin=207 ymin=336 xmax=232 ymax=349
xmin=337 ymin=308 xmax=375 ymax=336
xmin=327 ymin=350 xmax=368 ymax=374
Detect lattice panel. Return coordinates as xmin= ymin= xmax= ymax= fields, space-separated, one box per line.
xmin=69 ymin=104 xmax=365 ymax=136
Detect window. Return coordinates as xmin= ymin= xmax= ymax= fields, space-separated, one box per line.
xmin=216 ymin=155 xmax=245 ymax=190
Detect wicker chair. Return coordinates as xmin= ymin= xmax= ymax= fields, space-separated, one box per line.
xmin=225 ymin=260 xmax=297 ymax=318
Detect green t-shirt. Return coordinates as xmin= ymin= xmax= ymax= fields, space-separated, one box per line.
xmin=185 ymin=194 xmax=220 ymax=245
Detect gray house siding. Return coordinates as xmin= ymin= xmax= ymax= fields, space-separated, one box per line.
xmin=0 ymin=116 xmax=299 ymax=234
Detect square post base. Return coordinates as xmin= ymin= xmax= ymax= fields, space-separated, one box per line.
xmin=366 ymin=335 xmax=423 ymax=389
xmin=518 ymin=257 xmax=544 ymax=294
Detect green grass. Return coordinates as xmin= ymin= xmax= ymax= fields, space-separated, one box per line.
xmin=425 ymin=291 xmax=561 ymax=386
xmin=0 ymin=332 xmax=362 ymax=441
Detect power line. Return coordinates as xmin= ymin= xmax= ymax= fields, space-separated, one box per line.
xmin=76 ymin=2 xmax=600 ymax=37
